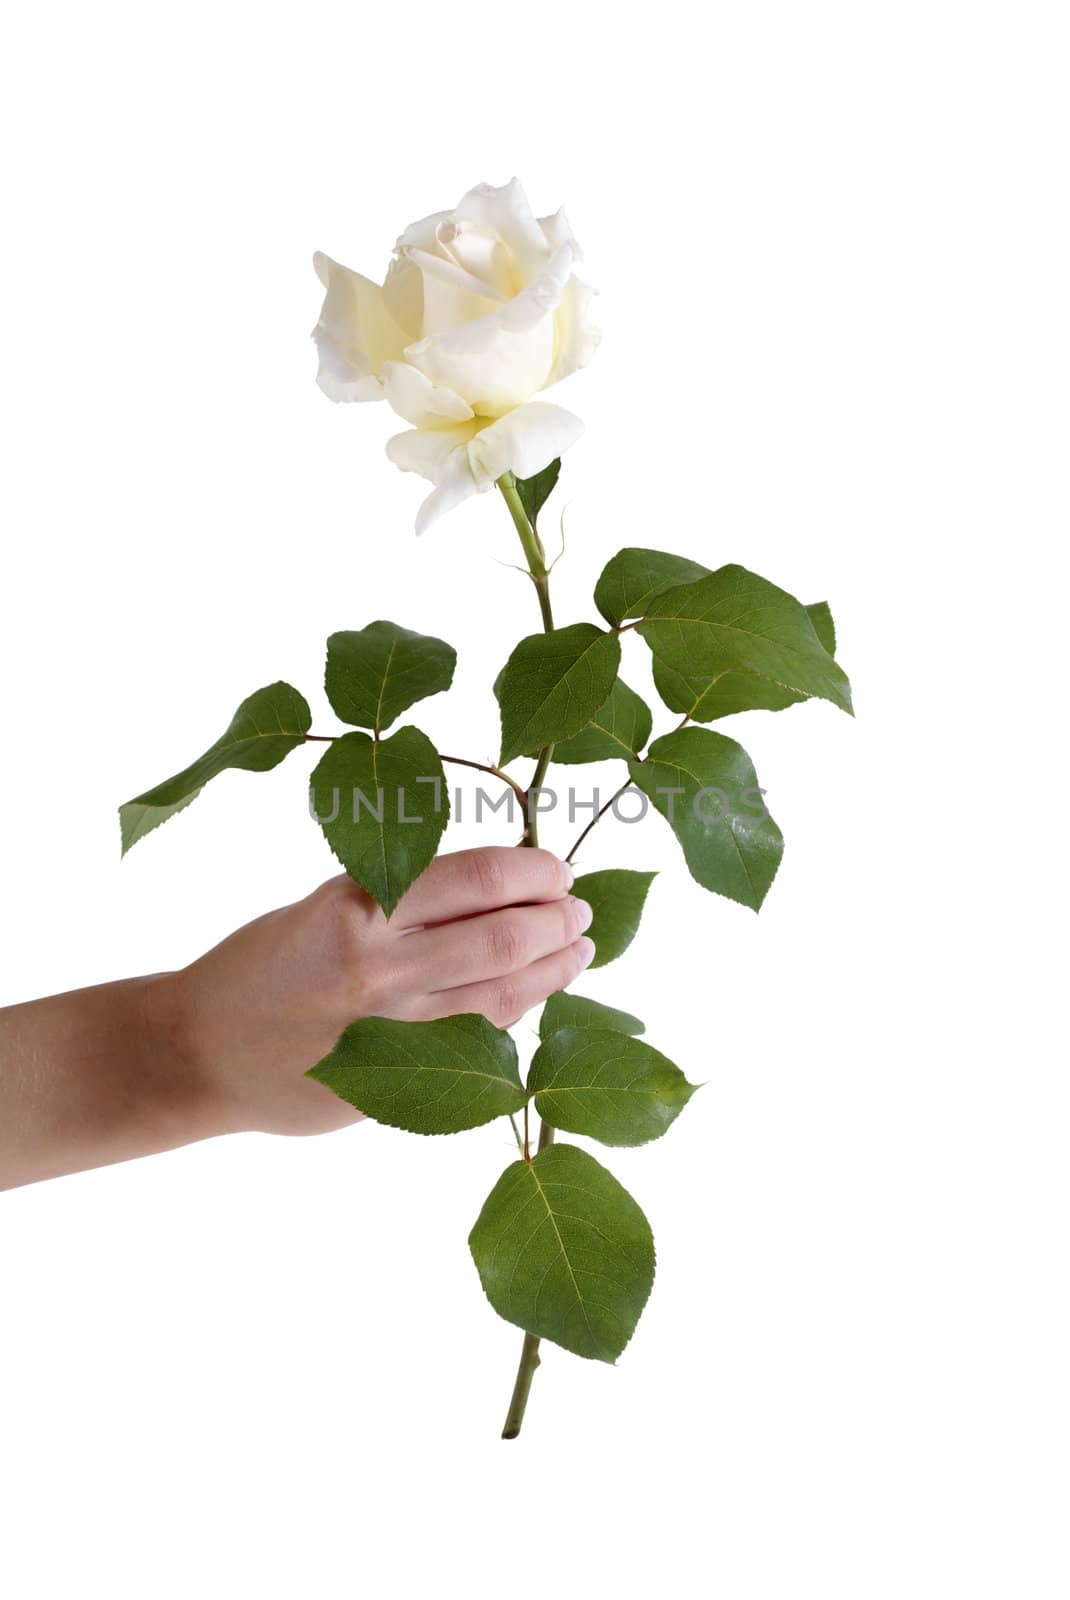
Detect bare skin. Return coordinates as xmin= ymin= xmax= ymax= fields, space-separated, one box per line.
xmin=0 ymin=847 xmax=594 ymax=1191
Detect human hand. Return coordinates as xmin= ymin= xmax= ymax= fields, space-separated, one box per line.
xmin=175 ymin=848 xmax=595 ymax=1138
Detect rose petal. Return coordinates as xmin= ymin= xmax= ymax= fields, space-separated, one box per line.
xmin=412 ymin=459 xmax=482 ymax=535
xmin=381 ymin=361 xmax=474 ymax=430
xmin=395 ymin=209 xmax=454 ymax=254
xmin=466 ymin=402 xmax=584 ymax=488
xmin=401 ymin=246 xmax=504 ymax=338
xmin=435 ymin=219 xmax=517 ymax=298
xmin=454 ymin=178 xmax=550 ymax=285
xmin=381 ymin=254 xmax=423 ymax=341
xmin=385 ymin=420 xmax=479 ymax=481
xmin=404 ymin=240 xmax=576 ymax=415
xmin=547 ymin=274 xmax=601 ymax=387
xmin=384 ymin=401 xmax=582 ymax=534
xmin=538 ymin=206 xmax=581 ymax=258
xmin=311 ymin=252 xmax=409 ymax=403
xmin=385 ymin=421 xmax=484 ymax=535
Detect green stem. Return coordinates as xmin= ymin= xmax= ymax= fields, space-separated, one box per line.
xmin=496 ymin=473 xmax=562 ymax=1438
xmin=565 ymin=777 xmax=634 ymax=864
xmin=524 ymin=743 xmax=555 ymax=848
xmin=440 ymin=753 xmax=528 ymax=807
xmin=501 ymin=1121 xmax=556 ymax=1440
xmin=498 ymin=473 xmax=557 ymax=849
xmin=501 ymin=1332 xmax=541 ymax=1440
xmin=498 ymin=472 xmax=555 ymax=633
xmin=562 ymin=713 xmax=690 ymax=862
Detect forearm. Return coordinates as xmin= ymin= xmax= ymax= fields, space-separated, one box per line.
xmin=0 ymin=974 xmax=221 ymax=1190
xmin=0 ymin=852 xmax=589 ymax=1190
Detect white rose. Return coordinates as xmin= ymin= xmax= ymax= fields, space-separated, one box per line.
xmin=312 ymin=178 xmax=599 ymax=533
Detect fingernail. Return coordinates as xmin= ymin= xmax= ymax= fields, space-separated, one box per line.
xmin=575 ymin=936 xmax=596 ymax=969
xmin=570 ymin=896 xmax=594 ymax=933
xmin=563 ymin=860 xmax=575 ymax=888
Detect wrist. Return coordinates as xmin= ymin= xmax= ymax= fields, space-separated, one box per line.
xmin=138 ymin=971 xmax=236 ymax=1147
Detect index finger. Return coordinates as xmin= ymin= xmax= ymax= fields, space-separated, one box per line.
xmin=393 ymin=847 xmax=573 ymax=929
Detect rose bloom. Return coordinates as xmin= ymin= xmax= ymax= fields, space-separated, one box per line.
xmin=313 ymin=179 xmax=599 ymax=532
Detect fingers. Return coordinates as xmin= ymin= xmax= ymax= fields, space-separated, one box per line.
xmin=406 ymin=938 xmax=597 ymax=1029
xmin=392 ymin=847 xmax=572 ymax=929
xmin=402 ymin=895 xmax=594 ymax=992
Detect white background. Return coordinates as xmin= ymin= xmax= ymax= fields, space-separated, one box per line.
xmin=1 ymin=3 xmax=1067 ymax=1595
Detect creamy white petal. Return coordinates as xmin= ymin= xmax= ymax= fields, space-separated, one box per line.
xmin=546 ymin=274 xmax=601 ymax=387
xmin=435 ymin=219 xmax=517 ymax=298
xmin=385 ymin=421 xmax=485 ymax=535
xmin=402 ymin=246 xmax=504 ymax=338
xmin=381 ymin=254 xmax=423 ymax=340
xmin=395 ymin=209 xmax=454 ymax=254
xmin=412 ymin=458 xmax=481 ymax=535
xmin=404 ymin=319 xmax=552 ymax=416
xmin=311 ymin=251 xmax=409 ymax=403
xmin=454 ymin=178 xmax=549 ymax=286
xmin=385 ymin=401 xmax=582 ymax=533
xmin=313 ymin=344 xmax=384 ymax=403
xmin=538 ymin=206 xmax=581 ymax=258
xmin=381 ymin=361 xmax=474 ymax=429
xmin=404 ymin=241 xmax=576 ymax=415
xmin=385 ymin=419 xmax=481 ymax=482
xmin=466 ymin=402 xmax=584 ymax=488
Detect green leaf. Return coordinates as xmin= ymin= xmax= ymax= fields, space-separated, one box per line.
xmin=528 ymin=1028 xmax=697 ymax=1147
xmin=552 ymin=677 xmax=653 ymax=764
xmin=628 ymin=727 xmax=783 ymax=911
xmin=539 ymin=992 xmax=645 ymax=1041
xmin=806 ymin=599 xmax=836 ymax=657
xmin=468 ymin=1142 xmax=655 ymax=1362
xmin=594 ymin=547 xmax=711 ymax=628
xmin=652 ymin=600 xmax=838 ymax=722
xmin=310 ymin=726 xmax=449 ymax=916
xmin=119 ymin=681 xmax=311 ymax=855
xmin=307 ymin=1014 xmax=524 ymax=1134
xmin=514 ymin=459 xmax=561 ymax=530
xmin=325 ymin=621 xmax=456 ymax=734
xmin=497 ymin=624 xmax=621 ymax=767
xmin=637 ymin=566 xmax=853 ymax=715
xmin=495 ymin=673 xmax=649 ymax=765
xmin=571 ymin=868 xmax=656 ymax=968
xmin=653 ymin=657 xmax=805 ymax=722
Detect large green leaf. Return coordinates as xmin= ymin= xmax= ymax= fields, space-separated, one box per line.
xmin=539 ymin=992 xmax=645 ymax=1040
xmin=119 ymin=681 xmax=311 ymax=854
xmin=497 ymin=624 xmax=621 ymax=766
xmin=806 ymin=599 xmax=836 ymax=656
xmin=307 ymin=1014 xmax=524 ymax=1134
xmin=637 ymin=566 xmax=853 ymax=715
xmin=594 ymin=547 xmax=711 ymax=628
xmin=468 ymin=1142 xmax=655 ymax=1362
xmin=653 ymin=659 xmax=805 ymax=722
xmin=529 ymin=1028 xmax=697 ymax=1147
xmin=571 ymin=868 xmax=656 ymax=968
xmin=325 ymin=621 xmax=455 ymax=734
xmin=652 ymin=600 xmax=838 ymax=722
xmin=514 ymin=459 xmax=560 ymax=530
xmin=310 ymin=726 xmax=448 ymax=916
xmin=628 ymin=727 xmax=782 ymax=910
xmin=552 ymin=678 xmax=653 ymax=764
